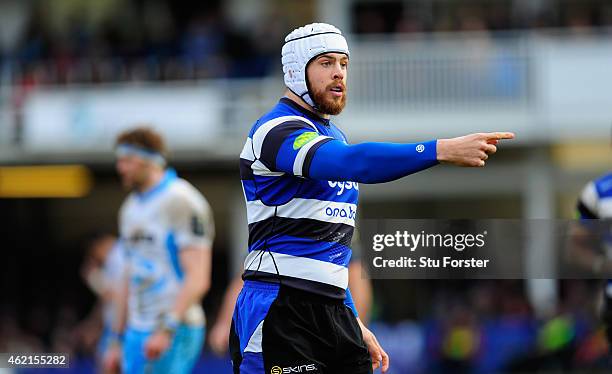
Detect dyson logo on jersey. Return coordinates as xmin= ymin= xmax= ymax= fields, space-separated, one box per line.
xmin=325 ymin=204 xmax=357 ymax=220
xmin=328 ymin=181 xmax=359 ymax=195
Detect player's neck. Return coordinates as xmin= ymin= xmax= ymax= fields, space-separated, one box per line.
xmin=284 ymin=90 xmax=330 ymax=119
xmin=138 ymin=168 xmax=165 ymax=194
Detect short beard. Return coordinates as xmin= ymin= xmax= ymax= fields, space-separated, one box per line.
xmin=310 ymin=83 xmax=347 ymax=115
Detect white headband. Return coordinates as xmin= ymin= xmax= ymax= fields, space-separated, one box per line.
xmin=115 ymin=144 xmax=166 ymax=166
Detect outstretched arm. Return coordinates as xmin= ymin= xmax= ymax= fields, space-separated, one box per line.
xmin=309 ymin=132 xmax=514 ymax=183
xmin=309 ymin=140 xmax=437 ymax=183
xmin=250 ymin=119 xmax=514 ymax=183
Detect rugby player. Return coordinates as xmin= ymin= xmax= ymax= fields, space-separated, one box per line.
xmin=80 ymin=233 xmax=124 ymax=372
xmin=104 ymin=127 xmax=215 ymax=374
xmin=574 ymin=172 xmax=612 ymax=349
xmin=232 ymin=23 xmax=514 ymax=373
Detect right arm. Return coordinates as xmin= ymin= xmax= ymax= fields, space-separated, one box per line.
xmin=251 ymin=120 xmax=514 ymax=183
xmin=309 ymin=133 xmax=514 ymax=183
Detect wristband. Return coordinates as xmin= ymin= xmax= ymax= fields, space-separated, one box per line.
xmin=109 ymin=331 xmax=124 ymax=345
xmin=159 ymin=313 xmax=181 ymax=335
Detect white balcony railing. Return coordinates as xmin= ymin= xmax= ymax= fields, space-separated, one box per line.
xmin=0 ymin=32 xmax=611 ymax=161
xmin=348 ymin=33 xmax=531 ymax=110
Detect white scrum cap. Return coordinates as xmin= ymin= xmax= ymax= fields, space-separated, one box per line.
xmin=281 ymin=23 xmax=350 ymax=107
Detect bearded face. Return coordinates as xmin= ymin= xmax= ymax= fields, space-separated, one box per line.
xmin=116 ymin=154 xmax=151 ymax=191
xmin=310 ymin=80 xmax=347 ymax=115
xmin=306 ymin=53 xmax=349 ymax=115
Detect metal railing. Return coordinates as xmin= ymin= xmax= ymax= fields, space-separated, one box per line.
xmin=349 ymin=33 xmax=531 ymax=110
xmin=0 ymin=92 xmax=16 ymax=151
xmin=1 ymin=31 xmax=611 ymax=159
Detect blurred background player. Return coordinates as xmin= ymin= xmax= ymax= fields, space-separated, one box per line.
xmin=572 ymin=172 xmax=612 ymax=350
xmin=79 ymin=233 xmax=124 ymax=373
xmin=104 ymin=127 xmax=215 ymax=374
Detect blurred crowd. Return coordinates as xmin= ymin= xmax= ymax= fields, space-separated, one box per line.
xmin=371 ymin=279 xmax=610 ymax=373
xmin=353 ymin=0 xmax=612 ymax=35
xmin=1 ymin=0 xmax=611 ymax=88
xmin=1 ymin=278 xmax=609 ymax=373
xmin=0 ymin=0 xmax=287 ymax=87
xmin=1 ymin=1 xmax=611 ymax=373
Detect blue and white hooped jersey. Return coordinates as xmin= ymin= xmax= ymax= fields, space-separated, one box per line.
xmin=119 ymin=169 xmax=215 ymax=331
xmin=578 ymin=173 xmax=612 ymax=221
xmin=239 ymin=98 xmax=358 ymax=299
xmin=578 ymin=172 xmax=612 ymax=291
xmin=578 ymin=172 xmax=612 ymax=250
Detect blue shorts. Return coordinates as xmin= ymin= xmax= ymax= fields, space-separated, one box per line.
xmin=123 ymin=324 xmax=205 ymax=374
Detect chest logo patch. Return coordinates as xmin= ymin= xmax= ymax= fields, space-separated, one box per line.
xmin=293 ymin=132 xmax=318 ymax=150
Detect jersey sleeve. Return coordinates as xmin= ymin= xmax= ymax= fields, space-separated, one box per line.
xmin=168 ymin=192 xmax=215 ymax=250
xmin=309 ymin=139 xmax=439 ymax=183
xmin=104 ymin=243 xmax=127 ymax=280
xmin=577 ymin=181 xmax=599 ymax=220
xmin=251 ymin=119 xmax=333 ymax=177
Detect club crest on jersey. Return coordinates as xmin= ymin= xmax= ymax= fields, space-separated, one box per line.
xmin=328 ymin=181 xmax=358 ymax=195
xmin=293 ymin=132 xmax=318 ymax=150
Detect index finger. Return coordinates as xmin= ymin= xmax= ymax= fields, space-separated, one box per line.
xmin=483 ymin=132 xmax=515 ymax=140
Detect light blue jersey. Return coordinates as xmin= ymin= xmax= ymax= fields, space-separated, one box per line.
xmin=119 ymin=169 xmax=214 ymax=374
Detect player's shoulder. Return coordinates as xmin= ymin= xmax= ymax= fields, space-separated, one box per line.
xmin=329 ymin=121 xmax=349 ymax=143
xmin=579 ymin=172 xmax=612 ymax=218
xmin=165 ymin=178 xmax=210 ymax=208
xmin=167 ymin=178 xmax=203 ymax=199
xmin=249 ymin=100 xmax=316 ymax=137
xmin=592 ymin=172 xmax=612 ymax=198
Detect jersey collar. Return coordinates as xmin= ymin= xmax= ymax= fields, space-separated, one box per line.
xmin=137 ymin=168 xmax=177 ymax=202
xmin=279 ymin=97 xmax=331 ymax=127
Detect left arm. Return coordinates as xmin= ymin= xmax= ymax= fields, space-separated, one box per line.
xmin=172 ymin=245 xmax=212 ymax=317
xmin=357 ymin=317 xmax=389 ymax=372
xmin=145 ymin=191 xmax=215 ymax=359
xmin=346 ymin=272 xmax=386 ymax=372
xmin=170 ymin=192 xmax=215 ymax=319
xmin=144 ymin=244 xmax=212 ymax=360
xmin=348 ymin=261 xmax=373 ymax=324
